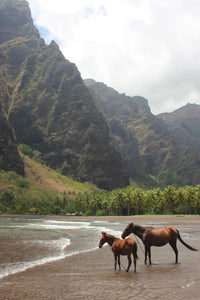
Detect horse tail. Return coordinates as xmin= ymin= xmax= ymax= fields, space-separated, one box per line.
xmin=178 ymin=231 xmax=198 ymax=251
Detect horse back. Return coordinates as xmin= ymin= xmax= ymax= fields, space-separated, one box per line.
xmin=112 ymin=238 xmax=136 ymax=255
xmin=125 ymin=237 xmax=137 ymax=246
xmin=145 ymin=226 xmax=178 ymax=246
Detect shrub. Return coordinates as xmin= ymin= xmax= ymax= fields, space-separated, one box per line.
xmin=96 ymin=209 xmax=106 ymax=216
xmin=2 ymin=171 xmax=17 ymax=182
xmin=0 ymin=203 xmax=6 ymax=213
xmin=15 ymin=178 xmax=30 ymax=189
xmin=29 ymin=207 xmax=37 ymax=214
xmin=83 ymin=209 xmax=93 ymax=216
xmin=18 ymin=144 xmax=33 ymax=157
xmin=0 ymin=189 xmax=16 ymax=206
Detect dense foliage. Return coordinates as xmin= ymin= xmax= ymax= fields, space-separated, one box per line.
xmin=74 ymin=185 xmax=200 ymax=216
xmin=0 ymin=170 xmax=200 ymax=216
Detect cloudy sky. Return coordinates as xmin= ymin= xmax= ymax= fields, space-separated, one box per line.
xmin=27 ymin=0 xmax=200 ymax=114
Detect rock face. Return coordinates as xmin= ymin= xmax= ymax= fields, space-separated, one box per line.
xmin=158 ymin=103 xmax=200 ymax=153
xmin=0 ymin=104 xmax=24 ymax=176
xmin=0 ymin=0 xmax=129 ymax=190
xmin=85 ymin=80 xmax=200 ymax=185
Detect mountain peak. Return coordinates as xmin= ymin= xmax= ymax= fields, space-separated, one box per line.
xmin=0 ymin=0 xmax=129 ymax=190
xmin=158 ymin=103 xmax=200 ymax=156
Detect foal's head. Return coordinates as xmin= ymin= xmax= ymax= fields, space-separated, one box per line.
xmin=99 ymin=232 xmax=116 ymax=248
xmin=121 ymin=223 xmax=135 ymax=239
xmin=99 ymin=232 xmax=108 ymax=248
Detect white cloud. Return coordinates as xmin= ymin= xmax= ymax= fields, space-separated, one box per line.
xmin=28 ymin=0 xmax=200 ymax=114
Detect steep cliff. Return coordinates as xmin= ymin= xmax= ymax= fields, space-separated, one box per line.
xmin=85 ymin=80 xmax=200 ymax=185
xmin=0 ymin=104 xmax=24 ymax=176
xmin=158 ymin=103 xmax=200 ymax=153
xmin=0 ymin=0 xmax=129 ymax=190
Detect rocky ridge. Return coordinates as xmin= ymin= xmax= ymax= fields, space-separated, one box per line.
xmin=85 ymin=79 xmax=200 ymax=185
xmin=0 ymin=0 xmax=129 ymax=190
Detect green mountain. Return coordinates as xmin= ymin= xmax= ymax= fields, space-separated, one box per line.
xmin=158 ymin=103 xmax=200 ymax=154
xmin=1 ymin=0 xmax=200 ymax=190
xmin=0 ymin=104 xmax=24 ymax=176
xmin=0 ymin=0 xmax=129 ymax=190
xmin=85 ymin=79 xmax=200 ymax=186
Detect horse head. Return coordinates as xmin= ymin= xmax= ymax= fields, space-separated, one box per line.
xmin=121 ymin=223 xmax=135 ymax=239
xmin=99 ymin=232 xmax=107 ymax=248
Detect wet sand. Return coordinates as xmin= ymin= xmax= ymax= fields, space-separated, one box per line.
xmin=1 ymin=215 xmax=200 ymax=299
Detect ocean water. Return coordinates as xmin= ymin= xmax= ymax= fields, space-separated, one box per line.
xmin=0 ymin=216 xmax=199 ymax=286
xmin=0 ymin=216 xmax=127 ymax=279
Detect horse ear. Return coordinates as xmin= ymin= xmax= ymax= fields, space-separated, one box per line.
xmin=101 ymin=231 xmax=106 ymax=235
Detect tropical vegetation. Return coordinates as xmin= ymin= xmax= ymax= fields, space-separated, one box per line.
xmin=0 ymin=164 xmax=200 ymax=216
xmin=0 ymin=144 xmax=200 ymax=216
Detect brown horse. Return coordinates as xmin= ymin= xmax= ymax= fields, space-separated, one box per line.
xmin=99 ymin=232 xmax=138 ymax=272
xmin=121 ymin=223 xmax=198 ymax=265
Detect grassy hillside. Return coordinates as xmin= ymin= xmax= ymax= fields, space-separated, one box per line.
xmin=23 ymin=155 xmax=98 ymax=195
xmin=0 ymin=153 xmax=98 ymax=215
xmin=1 ymin=154 xmax=200 ymax=216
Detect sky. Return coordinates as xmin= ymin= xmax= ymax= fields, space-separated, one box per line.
xmin=27 ymin=0 xmax=200 ymax=115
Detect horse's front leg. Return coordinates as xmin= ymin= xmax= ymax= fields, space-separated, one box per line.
xmin=145 ymin=244 xmax=151 ymax=265
xmin=148 ymin=246 xmax=152 ymax=265
xmin=126 ymin=254 xmax=132 ymax=272
xmin=144 ymin=244 xmax=148 ymax=264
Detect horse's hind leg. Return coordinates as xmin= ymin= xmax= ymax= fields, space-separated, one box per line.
xmin=133 ymin=245 xmax=138 ymax=272
xmin=169 ymin=240 xmax=178 ymax=263
xmin=132 ymin=254 xmax=137 ymax=273
xmin=126 ymin=254 xmax=132 ymax=272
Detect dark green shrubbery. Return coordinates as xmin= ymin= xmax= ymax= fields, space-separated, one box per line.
xmin=18 ymin=144 xmax=42 ymax=162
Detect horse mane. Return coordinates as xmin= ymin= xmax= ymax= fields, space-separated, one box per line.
xmin=101 ymin=232 xmax=117 ymax=240
xmin=134 ymin=224 xmax=145 ymax=232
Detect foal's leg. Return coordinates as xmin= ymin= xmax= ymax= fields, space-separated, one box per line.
xmin=169 ymin=240 xmax=178 ymax=263
xmin=126 ymin=254 xmax=132 ymax=272
xmin=114 ymin=254 xmax=117 ymax=270
xmin=118 ymin=255 xmax=121 ymax=270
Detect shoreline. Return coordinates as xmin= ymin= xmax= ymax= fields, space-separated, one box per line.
xmin=0 ymin=213 xmax=199 ymax=223
xmin=1 ymin=215 xmax=200 ymax=299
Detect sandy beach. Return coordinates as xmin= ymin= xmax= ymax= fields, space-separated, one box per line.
xmin=0 ymin=215 xmax=200 ymax=299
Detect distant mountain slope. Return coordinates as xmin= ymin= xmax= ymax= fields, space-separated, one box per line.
xmin=0 ymin=0 xmax=129 ymax=190
xmin=158 ymin=103 xmax=200 ymax=153
xmin=0 ymin=104 xmax=24 ymax=176
xmin=85 ymin=80 xmax=200 ymax=185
